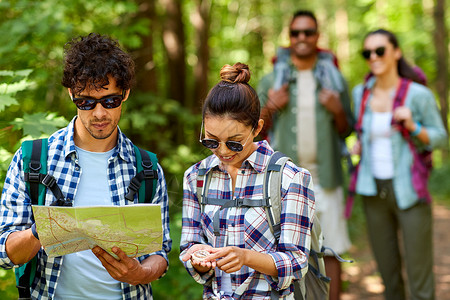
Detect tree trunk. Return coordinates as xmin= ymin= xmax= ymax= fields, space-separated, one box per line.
xmin=192 ymin=0 xmax=211 ymax=112
xmin=161 ymin=0 xmax=186 ymax=105
xmin=134 ymin=0 xmax=158 ymax=93
xmin=433 ymin=0 xmax=449 ymax=136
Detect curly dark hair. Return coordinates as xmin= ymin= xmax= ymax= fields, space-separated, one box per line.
xmin=61 ymin=33 xmax=135 ymax=95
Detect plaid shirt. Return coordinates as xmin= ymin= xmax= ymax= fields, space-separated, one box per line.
xmin=180 ymin=140 xmax=315 ymax=299
xmin=0 ymin=117 xmax=172 ymax=300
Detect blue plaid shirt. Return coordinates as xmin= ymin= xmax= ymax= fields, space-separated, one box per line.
xmin=180 ymin=141 xmax=315 ymax=299
xmin=0 ymin=117 xmax=172 ymax=300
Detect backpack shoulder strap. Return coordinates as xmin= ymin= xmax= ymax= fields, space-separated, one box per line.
xmin=392 ymin=78 xmax=413 ymax=140
xmin=355 ymin=84 xmax=371 ymax=136
xmin=18 ymin=139 xmax=47 ymax=298
xmin=22 ymin=139 xmax=68 ymax=206
xmin=125 ymin=145 xmax=158 ymax=203
xmin=22 ymin=139 xmax=48 ymax=205
xmin=196 ymin=161 xmax=210 ymax=213
xmin=263 ymin=151 xmax=291 ymax=241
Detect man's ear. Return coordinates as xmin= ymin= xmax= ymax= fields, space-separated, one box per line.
xmin=123 ymin=89 xmax=130 ymax=102
xmin=68 ymin=88 xmax=73 ymax=99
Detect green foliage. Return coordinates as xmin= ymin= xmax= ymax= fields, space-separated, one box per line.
xmin=0 ymin=69 xmax=33 ymax=112
xmin=429 ymin=160 xmax=450 ymax=208
xmin=0 ymin=0 xmax=448 ymax=298
xmin=0 ymin=69 xmax=68 ymax=190
xmin=0 ymin=269 xmax=17 ymax=299
xmin=12 ymin=113 xmax=68 ymax=139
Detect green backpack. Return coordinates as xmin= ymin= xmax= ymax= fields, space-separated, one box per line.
xmin=196 ymin=151 xmax=351 ymax=300
xmin=15 ymin=138 xmax=158 ymax=299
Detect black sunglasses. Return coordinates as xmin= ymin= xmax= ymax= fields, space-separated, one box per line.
xmin=361 ymin=46 xmax=386 ymax=60
xmin=71 ymin=90 xmax=126 ymax=110
xmin=199 ymin=121 xmax=254 ymax=152
xmin=289 ymin=29 xmax=317 ymax=38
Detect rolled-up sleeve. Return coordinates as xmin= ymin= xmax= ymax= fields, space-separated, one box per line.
xmin=412 ymin=87 xmax=448 ymax=149
xmin=0 ymin=148 xmax=32 ymax=269
xmin=265 ymin=163 xmax=315 ymax=290
xmin=179 ymin=166 xmax=215 ymax=285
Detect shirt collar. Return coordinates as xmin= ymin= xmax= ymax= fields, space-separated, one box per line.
xmin=62 ymin=117 xmax=78 ymax=159
xmin=245 ymin=140 xmax=274 ymax=173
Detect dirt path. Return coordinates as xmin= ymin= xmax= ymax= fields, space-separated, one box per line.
xmin=341 ymin=204 xmax=450 ymax=300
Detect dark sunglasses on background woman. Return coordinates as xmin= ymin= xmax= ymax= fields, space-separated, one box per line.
xmin=361 ymin=46 xmax=386 ymax=60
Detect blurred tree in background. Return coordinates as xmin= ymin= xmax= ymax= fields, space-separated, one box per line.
xmin=0 ymin=0 xmax=448 ymax=299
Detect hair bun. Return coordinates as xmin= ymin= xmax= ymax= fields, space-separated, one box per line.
xmin=220 ymin=62 xmax=250 ymax=84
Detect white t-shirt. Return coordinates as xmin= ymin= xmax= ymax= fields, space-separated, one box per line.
xmin=296 ymin=70 xmax=318 ymax=181
xmin=54 ymin=146 xmax=122 ymax=300
xmin=370 ymin=111 xmax=394 ymax=179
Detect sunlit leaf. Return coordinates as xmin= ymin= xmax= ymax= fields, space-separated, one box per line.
xmin=12 ymin=112 xmax=68 ymax=138
xmin=0 ymin=79 xmax=35 ymax=94
xmin=0 ymin=94 xmax=18 ymax=111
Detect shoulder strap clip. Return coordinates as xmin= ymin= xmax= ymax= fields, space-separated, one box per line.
xmin=29 ymin=161 xmax=42 ymax=172
xmin=24 ymin=172 xmax=41 ymax=183
xmin=142 ymin=169 xmax=157 ymax=179
xmin=41 ymin=174 xmax=57 ymax=188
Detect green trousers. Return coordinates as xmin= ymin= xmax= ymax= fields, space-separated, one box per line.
xmin=362 ymin=179 xmax=434 ymax=300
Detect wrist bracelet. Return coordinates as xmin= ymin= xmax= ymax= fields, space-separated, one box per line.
xmin=31 ymin=223 xmax=39 ymax=240
xmin=411 ymin=122 xmax=422 ymax=136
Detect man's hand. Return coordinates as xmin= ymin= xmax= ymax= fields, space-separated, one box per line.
xmin=92 ymin=246 xmax=149 ymax=286
xmin=318 ymin=89 xmax=342 ymax=114
xmin=5 ymin=228 xmax=42 ymax=265
xmin=266 ymin=84 xmax=290 ymax=112
xmin=319 ymin=88 xmax=350 ymax=134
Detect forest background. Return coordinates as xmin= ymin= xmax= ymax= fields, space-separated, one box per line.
xmin=0 ymin=0 xmax=449 ymax=299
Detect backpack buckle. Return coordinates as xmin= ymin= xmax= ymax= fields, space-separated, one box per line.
xmin=235 ymin=198 xmax=244 ymax=206
xmin=50 ymin=198 xmax=72 ymax=207
xmin=128 ymin=177 xmax=141 ymax=193
xmin=41 ymin=174 xmax=56 ymax=188
xmin=143 ymin=169 xmax=156 ymax=179
xmin=26 ymin=172 xmax=41 ymax=183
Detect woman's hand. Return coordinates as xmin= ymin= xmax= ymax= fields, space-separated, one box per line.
xmin=393 ymin=106 xmax=415 ymax=131
xmin=207 ymin=246 xmax=278 ymax=276
xmin=182 ymin=244 xmax=216 ymax=273
xmin=351 ymin=140 xmax=362 ymax=156
xmin=207 ymin=246 xmax=247 ymax=273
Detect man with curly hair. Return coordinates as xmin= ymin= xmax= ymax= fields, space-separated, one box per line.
xmin=0 ymin=33 xmax=171 ymax=299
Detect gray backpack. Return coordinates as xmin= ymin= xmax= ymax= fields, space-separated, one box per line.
xmin=197 ymin=151 xmax=340 ymax=299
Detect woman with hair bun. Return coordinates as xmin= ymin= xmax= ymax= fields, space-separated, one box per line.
xmin=180 ymin=62 xmax=315 ymax=299
xmin=352 ymin=29 xmax=447 ymax=300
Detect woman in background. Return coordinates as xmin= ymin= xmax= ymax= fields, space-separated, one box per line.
xmin=352 ymin=29 xmax=447 ymax=300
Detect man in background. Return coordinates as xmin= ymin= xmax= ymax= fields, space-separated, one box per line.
xmin=258 ymin=10 xmax=354 ymax=300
